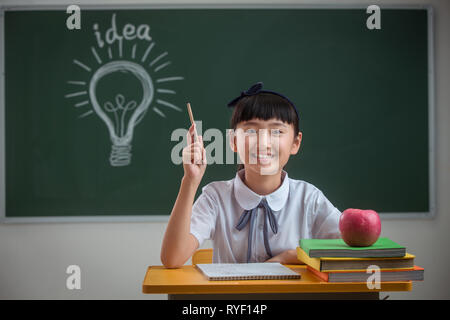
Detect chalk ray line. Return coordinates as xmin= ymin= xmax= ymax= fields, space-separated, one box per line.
xmin=79 ymin=110 xmax=94 ymax=118
xmin=150 ymin=52 xmax=168 ymax=67
xmin=157 ymin=99 xmax=181 ymax=111
xmin=157 ymin=89 xmax=176 ymax=94
xmin=65 ymin=91 xmax=87 ymax=98
xmin=75 ymin=101 xmax=89 ymax=107
xmin=141 ymin=42 xmax=155 ymax=63
xmin=156 ymin=76 xmax=184 ymax=83
xmin=152 ymin=107 xmax=166 ymax=118
xmin=73 ymin=60 xmax=91 ymax=72
xmin=155 ymin=61 xmax=171 ymax=72
xmin=91 ymin=47 xmax=102 ymax=64
xmin=132 ymin=44 xmax=137 ymax=59
xmin=67 ymin=81 xmax=86 ymax=85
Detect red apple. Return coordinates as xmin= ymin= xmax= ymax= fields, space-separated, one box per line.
xmin=339 ymin=208 xmax=381 ymax=247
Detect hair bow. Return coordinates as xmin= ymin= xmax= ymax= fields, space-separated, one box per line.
xmin=226 ymin=82 xmax=299 ymax=121
xmin=227 ymin=82 xmax=264 ymax=107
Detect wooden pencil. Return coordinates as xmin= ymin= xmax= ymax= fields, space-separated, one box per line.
xmin=186 ymin=102 xmax=199 ymax=142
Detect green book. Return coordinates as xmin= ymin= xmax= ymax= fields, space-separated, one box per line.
xmin=299 ymin=237 xmax=406 ymax=258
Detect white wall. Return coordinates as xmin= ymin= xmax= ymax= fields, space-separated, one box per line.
xmin=1 ymin=0 xmax=449 ymax=300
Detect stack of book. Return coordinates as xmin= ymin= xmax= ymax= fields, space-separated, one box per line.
xmin=297 ymin=237 xmax=424 ymax=283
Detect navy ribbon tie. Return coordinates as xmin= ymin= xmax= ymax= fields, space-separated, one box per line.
xmin=235 ymin=198 xmax=278 ymax=263
xmin=226 ymin=81 xmax=300 ymax=122
xmin=227 ymin=82 xmax=264 ymax=107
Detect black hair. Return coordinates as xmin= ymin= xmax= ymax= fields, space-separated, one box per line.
xmin=230 ymin=93 xmax=300 ymax=171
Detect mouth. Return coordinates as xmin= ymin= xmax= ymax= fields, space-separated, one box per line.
xmin=250 ymin=152 xmax=275 ymax=165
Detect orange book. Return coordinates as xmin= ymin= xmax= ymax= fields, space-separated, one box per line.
xmin=308 ymin=265 xmax=424 ymax=283
xmin=297 ymin=246 xmax=415 ymax=272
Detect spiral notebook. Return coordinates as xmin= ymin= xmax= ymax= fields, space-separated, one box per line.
xmin=196 ymin=263 xmax=301 ymax=281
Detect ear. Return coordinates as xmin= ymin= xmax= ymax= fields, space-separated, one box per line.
xmin=228 ymin=129 xmax=238 ymax=152
xmin=290 ymin=131 xmax=302 ymax=155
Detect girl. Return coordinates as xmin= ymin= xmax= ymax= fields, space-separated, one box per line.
xmin=161 ymin=82 xmax=341 ymax=268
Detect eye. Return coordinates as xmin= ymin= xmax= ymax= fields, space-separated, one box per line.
xmin=271 ymin=129 xmax=282 ymax=135
xmin=245 ymin=128 xmax=257 ymax=135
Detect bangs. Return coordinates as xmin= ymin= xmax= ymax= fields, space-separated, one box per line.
xmin=230 ymin=93 xmax=299 ymax=134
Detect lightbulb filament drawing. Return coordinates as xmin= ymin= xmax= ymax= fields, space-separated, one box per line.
xmin=64 ymin=13 xmax=184 ymax=166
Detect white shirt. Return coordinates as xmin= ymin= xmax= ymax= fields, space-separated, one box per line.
xmin=190 ymin=169 xmax=341 ymax=263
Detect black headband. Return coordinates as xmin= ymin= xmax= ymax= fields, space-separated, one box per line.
xmin=227 ymin=82 xmax=300 ymax=121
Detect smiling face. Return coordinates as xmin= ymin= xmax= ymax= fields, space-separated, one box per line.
xmin=229 ymin=92 xmax=302 ymax=176
xmin=231 ymin=118 xmax=302 ymax=175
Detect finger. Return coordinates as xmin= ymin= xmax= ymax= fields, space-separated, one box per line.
xmin=186 ymin=129 xmax=192 ymax=146
xmin=190 ymin=123 xmax=199 ymax=141
xmin=182 ymin=147 xmax=194 ymax=164
xmin=183 ymin=144 xmax=203 ymax=153
xmin=189 ymin=123 xmax=196 ymax=136
xmin=182 ymin=152 xmax=191 ymax=165
xmin=190 ymin=141 xmax=204 ymax=149
xmin=185 ymin=147 xmax=203 ymax=160
xmin=191 ymin=140 xmax=202 ymax=154
xmin=186 ymin=142 xmax=202 ymax=156
xmin=202 ymin=146 xmax=207 ymax=165
xmin=189 ymin=145 xmax=203 ymax=153
xmin=193 ymin=148 xmax=203 ymax=164
xmin=190 ymin=123 xmax=198 ymax=137
xmin=183 ymin=148 xmax=203 ymax=165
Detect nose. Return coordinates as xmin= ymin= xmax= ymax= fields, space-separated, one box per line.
xmin=258 ymin=129 xmax=270 ymax=152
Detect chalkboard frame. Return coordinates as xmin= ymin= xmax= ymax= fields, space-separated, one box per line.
xmin=0 ymin=4 xmax=436 ymax=223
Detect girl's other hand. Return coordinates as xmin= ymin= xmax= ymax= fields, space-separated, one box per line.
xmin=182 ymin=124 xmax=207 ymax=185
xmin=265 ymin=249 xmax=304 ymax=265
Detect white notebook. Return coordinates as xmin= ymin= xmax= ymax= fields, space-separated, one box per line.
xmin=196 ymin=263 xmax=301 ymax=281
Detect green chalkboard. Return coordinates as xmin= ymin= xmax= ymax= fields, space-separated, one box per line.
xmin=3 ymin=7 xmax=432 ymax=220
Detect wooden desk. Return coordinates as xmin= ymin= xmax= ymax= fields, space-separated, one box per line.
xmin=142 ymin=265 xmax=412 ymax=300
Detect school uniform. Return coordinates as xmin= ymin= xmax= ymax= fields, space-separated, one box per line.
xmin=190 ymin=169 xmax=342 ymax=263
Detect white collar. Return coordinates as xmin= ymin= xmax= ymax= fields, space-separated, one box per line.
xmin=233 ymin=169 xmax=290 ymax=212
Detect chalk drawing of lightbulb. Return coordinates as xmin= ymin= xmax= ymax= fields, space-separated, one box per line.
xmin=89 ymin=61 xmax=153 ymax=166
xmin=64 ymin=13 xmax=184 ymax=167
